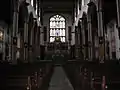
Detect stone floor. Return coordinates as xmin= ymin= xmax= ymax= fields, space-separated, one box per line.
xmin=48 ymin=66 xmax=74 ymax=90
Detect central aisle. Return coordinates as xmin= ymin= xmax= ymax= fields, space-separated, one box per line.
xmin=48 ymin=66 xmax=74 ymax=90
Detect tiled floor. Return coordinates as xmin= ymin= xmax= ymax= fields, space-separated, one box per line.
xmin=48 ymin=66 xmax=74 ymax=90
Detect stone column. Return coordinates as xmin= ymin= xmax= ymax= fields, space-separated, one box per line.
xmin=43 ymin=26 xmax=47 ymax=56
xmin=77 ymin=23 xmax=81 ymax=59
xmin=11 ymin=0 xmax=19 ymax=64
xmin=82 ymin=20 xmax=86 ymax=60
xmin=75 ymin=26 xmax=79 ymax=59
xmin=87 ymin=2 xmax=94 ymax=61
xmin=68 ymin=26 xmax=72 ymax=55
xmin=24 ymin=20 xmax=28 ymax=62
xmin=38 ymin=27 xmax=41 ymax=57
xmin=35 ymin=25 xmax=39 ymax=58
xmin=29 ymin=23 xmax=34 ymax=63
xmin=116 ymin=0 xmax=120 ymax=39
xmin=97 ymin=0 xmax=104 ymax=62
xmin=87 ymin=17 xmax=92 ymax=61
xmin=32 ymin=20 xmax=37 ymax=61
xmin=97 ymin=0 xmax=103 ymax=37
xmin=8 ymin=28 xmax=11 ymax=62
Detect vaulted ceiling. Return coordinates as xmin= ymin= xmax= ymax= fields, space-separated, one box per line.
xmin=103 ymin=0 xmax=117 ymax=25
xmin=41 ymin=0 xmax=75 ymax=13
xmin=0 ymin=0 xmax=13 ymax=24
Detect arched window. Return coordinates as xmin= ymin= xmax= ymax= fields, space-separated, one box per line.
xmin=50 ymin=15 xmax=66 ymax=42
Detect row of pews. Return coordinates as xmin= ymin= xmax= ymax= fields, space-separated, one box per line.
xmin=64 ymin=60 xmax=120 ymax=90
xmin=0 ymin=62 xmax=54 ymax=90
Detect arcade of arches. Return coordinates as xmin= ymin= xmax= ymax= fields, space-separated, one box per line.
xmin=0 ymin=0 xmax=120 ymax=90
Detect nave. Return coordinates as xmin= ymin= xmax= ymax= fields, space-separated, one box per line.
xmin=0 ymin=0 xmax=120 ymax=90
xmin=1 ymin=59 xmax=120 ymax=90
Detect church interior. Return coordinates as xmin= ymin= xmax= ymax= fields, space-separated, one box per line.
xmin=0 ymin=0 xmax=120 ymax=90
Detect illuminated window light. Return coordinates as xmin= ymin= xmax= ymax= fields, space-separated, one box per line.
xmin=0 ymin=31 xmax=3 ymax=41
xmin=31 ymin=0 xmax=33 ymax=6
xmin=49 ymin=15 xmax=66 ymax=42
xmin=82 ymin=0 xmax=84 ymax=6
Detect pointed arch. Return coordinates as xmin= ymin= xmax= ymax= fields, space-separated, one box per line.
xmin=18 ymin=1 xmax=29 ymax=29
xmin=49 ymin=14 xmax=66 ymax=42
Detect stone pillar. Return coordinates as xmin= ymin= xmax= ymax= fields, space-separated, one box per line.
xmin=24 ymin=20 xmax=28 ymax=62
xmin=11 ymin=0 xmax=19 ymax=64
xmin=97 ymin=0 xmax=103 ymax=37
xmin=43 ymin=26 xmax=47 ymax=56
xmin=29 ymin=24 xmax=34 ymax=63
xmin=19 ymin=28 xmax=25 ymax=63
xmin=32 ymin=20 xmax=37 ymax=61
xmin=87 ymin=18 xmax=92 ymax=61
xmin=82 ymin=22 xmax=85 ymax=47
xmin=79 ymin=21 xmax=84 ymax=60
xmin=8 ymin=29 xmax=11 ymax=62
xmin=77 ymin=23 xmax=81 ymax=59
xmin=26 ymin=22 xmax=29 ymax=61
xmin=75 ymin=26 xmax=79 ymax=59
xmin=97 ymin=0 xmax=104 ymax=62
xmin=68 ymin=26 xmax=72 ymax=55
xmin=38 ymin=27 xmax=41 ymax=57
xmin=87 ymin=2 xmax=95 ymax=61
xmin=81 ymin=20 xmax=86 ymax=60
xmin=116 ymin=0 xmax=120 ymax=39
xmin=35 ymin=24 xmax=39 ymax=58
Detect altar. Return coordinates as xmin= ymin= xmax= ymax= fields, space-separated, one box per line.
xmin=46 ymin=37 xmax=68 ymax=65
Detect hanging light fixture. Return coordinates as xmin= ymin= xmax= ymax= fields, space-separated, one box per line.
xmin=0 ymin=31 xmax=3 ymax=41
xmin=26 ymin=86 xmax=30 ymax=90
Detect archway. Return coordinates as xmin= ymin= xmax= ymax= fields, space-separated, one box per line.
xmin=91 ymin=3 xmax=98 ymax=60
xmin=103 ymin=0 xmax=117 ymax=59
xmin=18 ymin=1 xmax=29 ymax=62
xmin=82 ymin=12 xmax=88 ymax=59
xmin=87 ymin=2 xmax=98 ymax=60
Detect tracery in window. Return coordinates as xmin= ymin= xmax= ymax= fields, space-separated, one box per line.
xmin=82 ymin=0 xmax=84 ymax=6
xmin=50 ymin=15 xmax=66 ymax=42
xmin=31 ymin=0 xmax=33 ymax=6
xmin=35 ymin=3 xmax=38 ymax=15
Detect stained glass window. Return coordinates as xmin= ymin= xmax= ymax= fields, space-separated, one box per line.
xmin=50 ymin=15 xmax=66 ymax=42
